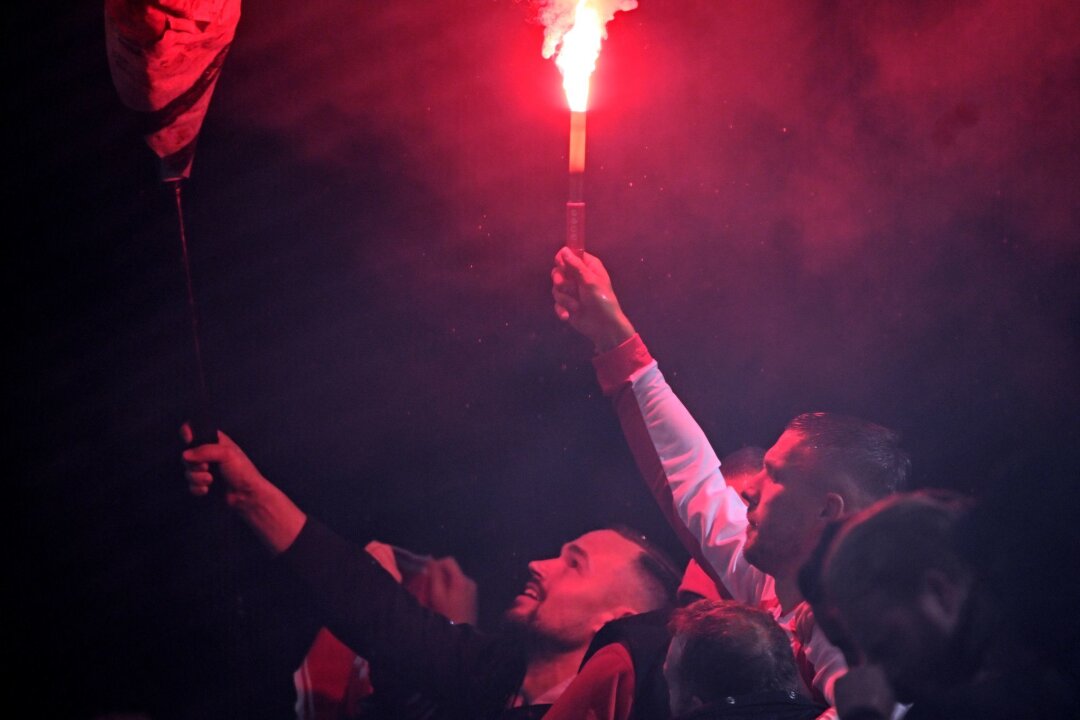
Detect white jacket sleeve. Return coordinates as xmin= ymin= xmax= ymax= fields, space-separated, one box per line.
xmin=593 ymin=335 xmax=771 ymax=605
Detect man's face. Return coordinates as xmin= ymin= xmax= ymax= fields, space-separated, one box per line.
xmin=838 ymin=591 xmax=958 ymax=704
xmin=742 ymin=430 xmax=828 ymax=579
xmin=663 ymin=632 xmax=695 ymax=717
xmin=504 ymin=529 xmax=645 ymax=650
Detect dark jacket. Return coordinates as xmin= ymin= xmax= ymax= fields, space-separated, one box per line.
xmin=673 ymin=692 xmax=825 ymax=720
xmin=281 ymin=519 xmax=529 ymax=720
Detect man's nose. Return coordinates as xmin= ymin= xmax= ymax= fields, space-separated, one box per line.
xmin=527 ymin=559 xmax=548 ymax=577
xmin=742 ymin=474 xmax=762 ymax=507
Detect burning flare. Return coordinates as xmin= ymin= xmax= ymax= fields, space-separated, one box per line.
xmin=540 ymin=0 xmax=637 ymax=112
xmin=539 ymin=0 xmax=635 ymax=255
xmin=555 ymin=3 xmax=603 ymax=111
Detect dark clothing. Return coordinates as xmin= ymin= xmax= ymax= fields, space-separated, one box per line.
xmin=901 ymin=666 xmax=1079 ymax=720
xmin=674 ymin=692 xmax=825 ymax=720
xmin=499 ymin=707 xmax=553 ymax=720
xmin=280 ymin=518 xmax=529 ymax=720
xmin=900 ymin=577 xmax=1080 ymax=720
xmin=581 ymin=609 xmax=674 ymax=720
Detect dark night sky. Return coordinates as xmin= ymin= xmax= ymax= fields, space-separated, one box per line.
xmin=11 ymin=1 xmax=1080 ymax=717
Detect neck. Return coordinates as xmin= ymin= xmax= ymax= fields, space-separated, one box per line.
xmin=774 ymin=572 xmax=804 ymax=615
xmin=520 ymin=646 xmax=586 ymax=705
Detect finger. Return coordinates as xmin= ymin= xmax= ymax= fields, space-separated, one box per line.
xmin=186 ymin=471 xmax=213 ymax=487
xmin=580 ymin=251 xmax=604 ymax=273
xmin=186 ymin=470 xmax=214 ymax=491
xmin=552 ymin=272 xmax=578 ymax=299
xmin=556 ymin=247 xmax=588 ymax=280
xmin=557 ymin=245 xmax=591 ymax=278
xmin=182 ymin=443 xmax=231 ymax=465
xmin=179 ymin=422 xmax=194 ymax=444
xmin=434 ymin=560 xmax=453 ymax=586
xmin=552 ymin=290 xmax=580 ymax=314
xmin=438 ymin=556 xmax=463 ymax=575
xmin=554 ymin=302 xmax=570 ymax=322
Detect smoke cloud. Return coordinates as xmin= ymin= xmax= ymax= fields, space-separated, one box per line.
xmin=13 ymin=2 xmax=1080 ymax=712
xmin=536 ymin=0 xmax=639 ymax=58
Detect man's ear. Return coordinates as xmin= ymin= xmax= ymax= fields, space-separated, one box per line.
xmin=821 ymin=492 xmax=846 ymax=520
xmin=918 ymin=569 xmax=970 ymax=633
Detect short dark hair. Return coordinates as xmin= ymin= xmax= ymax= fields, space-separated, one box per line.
xmin=721 ymin=446 xmax=765 ymax=479
xmin=797 ymin=518 xmax=846 ymax=610
xmin=668 ymin=599 xmax=799 ymax=700
xmin=786 ymin=412 xmax=911 ymax=505
xmin=606 ymin=524 xmax=681 ymax=609
xmin=797 ymin=518 xmax=860 ymax=662
xmin=824 ymin=489 xmax=974 ymax=607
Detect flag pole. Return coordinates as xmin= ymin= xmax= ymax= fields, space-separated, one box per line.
xmin=169 ymin=178 xmax=217 ymax=445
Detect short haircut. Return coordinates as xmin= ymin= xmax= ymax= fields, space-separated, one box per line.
xmin=796 ymin=518 xmax=860 ymax=662
xmin=668 ymin=599 xmax=799 ymax=700
xmin=785 ymin=412 xmax=911 ymax=505
xmin=824 ymin=490 xmax=974 ymax=608
xmin=721 ymin=446 xmax=766 ymax=479
xmin=605 ymin=524 xmax=681 ymax=609
xmin=797 ymin=518 xmax=846 ymax=610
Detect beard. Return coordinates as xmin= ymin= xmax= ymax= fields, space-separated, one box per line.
xmin=499 ymin=604 xmax=583 ymax=655
xmin=744 ymin=521 xmax=813 ymax=580
xmin=743 ymin=526 xmax=782 ymax=576
xmin=502 ymin=600 xmax=537 ymax=632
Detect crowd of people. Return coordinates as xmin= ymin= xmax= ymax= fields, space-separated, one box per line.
xmin=178 ymin=248 xmax=1079 ymax=720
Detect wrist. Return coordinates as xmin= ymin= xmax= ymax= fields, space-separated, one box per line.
xmin=233 ymin=480 xmax=308 ymax=555
xmin=591 ymin=312 xmax=635 ymax=353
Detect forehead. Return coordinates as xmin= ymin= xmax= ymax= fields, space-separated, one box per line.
xmin=568 ymin=529 xmax=644 ymax=564
xmin=765 ymin=429 xmax=817 ymax=473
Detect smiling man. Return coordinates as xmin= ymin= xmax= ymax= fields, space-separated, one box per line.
xmin=551 ymin=247 xmax=910 ymax=718
xmin=181 ymin=427 xmax=678 ymax=720
xmin=502 ymin=526 xmax=679 ymax=709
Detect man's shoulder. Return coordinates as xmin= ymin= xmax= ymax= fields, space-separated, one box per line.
xmin=582 ymin=608 xmax=673 ymax=668
xmin=676 ymin=691 xmax=826 ymax=720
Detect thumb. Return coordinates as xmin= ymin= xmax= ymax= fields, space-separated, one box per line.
xmin=182 ymin=442 xmax=231 ymax=466
xmin=179 ymin=422 xmax=225 ymax=447
xmin=556 ymin=246 xmax=590 ymax=280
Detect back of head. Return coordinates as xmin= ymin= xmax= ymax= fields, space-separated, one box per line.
xmin=721 ymin=445 xmax=765 ymax=491
xmin=606 ymin=524 xmax=682 ymax=612
xmin=824 ymin=489 xmax=973 ymax=610
xmin=796 ymin=518 xmax=858 ymax=661
xmin=786 ymin=412 xmax=911 ymax=509
xmin=667 ymin=599 xmax=800 ymax=702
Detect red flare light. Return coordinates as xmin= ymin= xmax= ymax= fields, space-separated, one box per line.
xmin=555 ymin=1 xmax=604 ymax=113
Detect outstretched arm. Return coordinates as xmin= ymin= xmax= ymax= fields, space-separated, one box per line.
xmin=180 ymin=426 xmax=525 ymax=716
xmin=551 ymin=249 xmax=769 ymax=604
xmin=182 ymin=424 xmax=307 ymax=554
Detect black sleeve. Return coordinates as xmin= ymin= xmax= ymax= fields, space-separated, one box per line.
xmin=278 ymin=518 xmax=526 ymax=719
